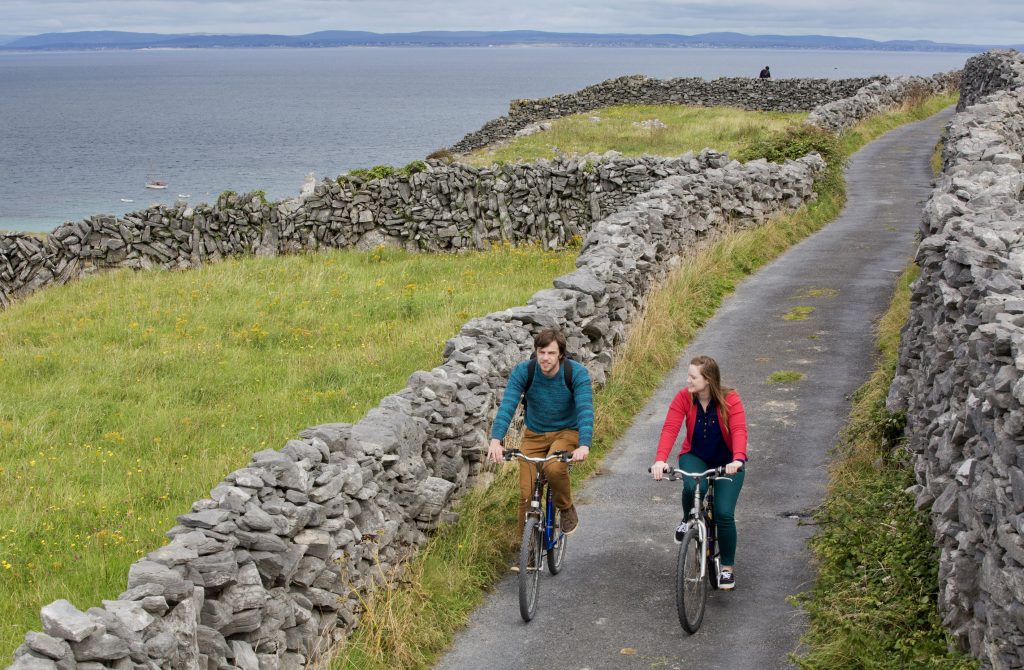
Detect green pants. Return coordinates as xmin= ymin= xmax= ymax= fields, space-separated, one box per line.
xmin=680 ymin=452 xmax=745 ymax=565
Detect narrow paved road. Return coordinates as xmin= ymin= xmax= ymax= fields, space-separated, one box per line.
xmin=436 ymin=108 xmax=954 ymax=670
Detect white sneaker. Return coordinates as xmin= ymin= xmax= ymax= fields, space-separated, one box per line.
xmin=674 ymin=520 xmax=688 ymax=544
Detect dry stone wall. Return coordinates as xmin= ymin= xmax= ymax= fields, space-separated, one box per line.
xmin=6 ymin=152 xmax=825 ymax=670
xmin=4 ymin=68 xmax=964 ymax=670
xmin=0 ymin=153 xmax=725 ymax=309
xmin=806 ymin=72 xmax=961 ymax=133
xmin=957 ymin=50 xmax=1024 ymax=112
xmin=888 ymin=49 xmax=1024 ymax=669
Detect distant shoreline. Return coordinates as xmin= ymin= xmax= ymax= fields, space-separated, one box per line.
xmin=0 ymin=44 xmax=989 ymax=54
xmin=1 ymin=29 xmax=1006 ymax=53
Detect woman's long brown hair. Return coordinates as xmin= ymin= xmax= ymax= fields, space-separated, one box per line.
xmin=690 ymin=355 xmax=733 ymax=428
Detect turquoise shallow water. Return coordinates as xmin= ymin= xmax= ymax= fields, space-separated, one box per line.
xmin=0 ymin=46 xmax=970 ymax=232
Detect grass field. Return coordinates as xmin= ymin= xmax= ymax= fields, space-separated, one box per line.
xmin=463 ymin=104 xmax=806 ymax=165
xmin=0 ymin=243 xmax=576 ymax=656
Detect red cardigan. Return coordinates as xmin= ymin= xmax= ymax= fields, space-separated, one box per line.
xmin=655 ymin=389 xmax=748 ymax=464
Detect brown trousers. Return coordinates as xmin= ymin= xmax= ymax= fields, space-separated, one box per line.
xmin=517 ymin=428 xmax=577 ymax=534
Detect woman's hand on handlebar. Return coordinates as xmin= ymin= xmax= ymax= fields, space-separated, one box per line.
xmin=650 ymin=460 xmax=668 ymax=480
xmin=724 ymin=460 xmax=744 ymax=475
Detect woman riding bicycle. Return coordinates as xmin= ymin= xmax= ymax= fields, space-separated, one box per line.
xmin=650 ymin=355 xmax=747 ymax=590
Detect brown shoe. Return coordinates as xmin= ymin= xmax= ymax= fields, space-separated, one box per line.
xmin=560 ymin=505 xmax=579 ymax=535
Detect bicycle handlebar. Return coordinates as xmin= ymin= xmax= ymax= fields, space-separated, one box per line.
xmin=647 ymin=463 xmax=744 ymax=481
xmin=503 ymin=448 xmax=572 ymax=464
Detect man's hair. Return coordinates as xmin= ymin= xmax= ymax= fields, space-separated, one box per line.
xmin=534 ymin=328 xmax=567 ymax=359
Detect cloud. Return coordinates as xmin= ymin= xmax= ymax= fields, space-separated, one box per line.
xmin=0 ymin=0 xmax=1018 ymax=46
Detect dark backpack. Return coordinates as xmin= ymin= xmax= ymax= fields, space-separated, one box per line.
xmin=521 ymin=353 xmax=575 ymax=412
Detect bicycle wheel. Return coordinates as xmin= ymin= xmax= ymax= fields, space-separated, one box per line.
xmin=547 ymin=508 xmax=567 ymax=575
xmin=518 ymin=517 xmax=543 ymax=621
xmin=676 ymin=526 xmax=708 ymax=633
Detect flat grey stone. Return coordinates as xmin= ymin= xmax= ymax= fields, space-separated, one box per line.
xmin=40 ymin=600 xmax=102 ymax=643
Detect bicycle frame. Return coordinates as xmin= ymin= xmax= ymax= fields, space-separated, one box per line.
xmin=520 ymin=451 xmax=569 ymax=554
xmin=542 ymin=481 xmax=560 ymax=553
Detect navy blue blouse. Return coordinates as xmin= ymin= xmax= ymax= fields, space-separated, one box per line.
xmin=689 ymin=398 xmax=733 ymax=467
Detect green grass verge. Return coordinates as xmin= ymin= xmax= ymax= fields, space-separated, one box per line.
xmin=790 ymin=263 xmax=977 ymax=670
xmin=463 ymin=104 xmax=806 ymax=165
xmin=0 ymin=243 xmax=576 ymax=657
xmin=328 ymin=92 xmax=961 ymax=669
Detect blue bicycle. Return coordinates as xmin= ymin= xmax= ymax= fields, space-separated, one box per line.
xmin=504 ymin=448 xmax=572 ymax=622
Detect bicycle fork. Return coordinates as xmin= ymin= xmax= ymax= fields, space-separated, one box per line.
xmin=695 ymin=518 xmax=709 ymax=580
xmin=524 ymin=479 xmax=549 ymax=572
xmin=704 ymin=509 xmax=721 ymax=587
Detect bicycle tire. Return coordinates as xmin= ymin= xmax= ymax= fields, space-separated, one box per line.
xmin=547 ymin=508 xmax=567 ymax=575
xmin=518 ymin=517 xmax=543 ymax=621
xmin=676 ymin=526 xmax=708 ymax=633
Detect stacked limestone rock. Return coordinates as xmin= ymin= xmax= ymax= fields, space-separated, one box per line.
xmin=0 ymin=193 xmax=277 ymax=307
xmin=0 ymin=234 xmax=82 ymax=309
xmin=806 ymin=72 xmax=961 ymax=133
xmin=888 ymin=49 xmax=1024 ymax=669
xmin=6 ymin=149 xmax=824 ymax=669
xmin=450 ymin=74 xmax=885 ymax=154
xmin=0 ymin=153 xmax=723 ymax=308
xmin=956 ymin=49 xmax=1024 ymax=112
xmin=286 ymin=153 xmax=720 ymax=253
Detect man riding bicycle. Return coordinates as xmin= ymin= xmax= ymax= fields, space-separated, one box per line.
xmin=487 ymin=328 xmax=594 ymax=546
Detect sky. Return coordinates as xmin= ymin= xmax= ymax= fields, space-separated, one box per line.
xmin=0 ymin=0 xmax=1019 ymax=46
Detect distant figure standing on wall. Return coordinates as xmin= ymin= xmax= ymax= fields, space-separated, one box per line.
xmin=759 ymin=66 xmax=771 ymax=79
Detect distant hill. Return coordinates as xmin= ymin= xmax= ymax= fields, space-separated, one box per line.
xmin=0 ymin=34 xmax=22 ymax=45
xmin=1 ymin=29 xmax=1010 ymax=52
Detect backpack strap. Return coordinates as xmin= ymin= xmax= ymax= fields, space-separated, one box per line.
xmin=522 ymin=359 xmax=537 ymax=410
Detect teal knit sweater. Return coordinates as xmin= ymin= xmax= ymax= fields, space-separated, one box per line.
xmin=490 ymin=359 xmax=594 ymax=447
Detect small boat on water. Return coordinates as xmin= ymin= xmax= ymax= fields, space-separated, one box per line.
xmin=145 ymin=180 xmax=168 ymax=189
xmin=120 ymin=198 xmax=134 ymax=203
xmin=177 ymin=194 xmax=191 ymax=198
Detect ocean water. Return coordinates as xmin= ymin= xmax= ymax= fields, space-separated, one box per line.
xmin=0 ymin=47 xmax=971 ymax=232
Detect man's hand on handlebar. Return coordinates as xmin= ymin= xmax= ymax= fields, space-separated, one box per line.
xmin=650 ymin=460 xmax=668 ymax=481
xmin=487 ymin=438 xmax=504 ymax=464
xmin=570 ymin=445 xmax=590 ymax=462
